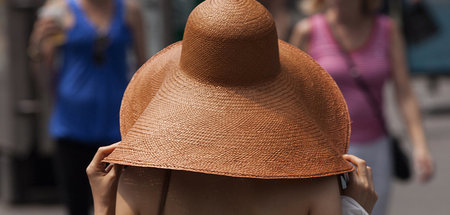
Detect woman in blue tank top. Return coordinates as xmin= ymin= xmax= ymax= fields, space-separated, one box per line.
xmin=29 ymin=0 xmax=146 ymax=214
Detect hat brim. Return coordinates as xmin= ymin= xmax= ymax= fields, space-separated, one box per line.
xmin=104 ymin=40 xmax=354 ymax=179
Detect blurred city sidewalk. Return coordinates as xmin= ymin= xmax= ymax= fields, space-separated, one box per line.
xmin=0 ymin=76 xmax=449 ymax=214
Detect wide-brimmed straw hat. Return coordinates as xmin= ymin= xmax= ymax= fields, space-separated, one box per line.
xmin=104 ymin=0 xmax=354 ymax=179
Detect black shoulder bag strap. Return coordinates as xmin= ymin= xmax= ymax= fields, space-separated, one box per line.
xmin=339 ymin=48 xmax=388 ymax=134
xmin=337 ymin=40 xmax=411 ymax=180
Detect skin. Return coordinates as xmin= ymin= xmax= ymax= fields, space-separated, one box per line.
xmin=343 ymin=154 xmax=378 ymax=214
xmin=116 ymin=169 xmax=341 ymax=215
xmin=29 ymin=0 xmax=147 ymax=91
xmin=86 ymin=144 xmax=123 ymax=215
xmin=289 ymin=0 xmax=434 ymax=182
xmin=87 ymin=144 xmax=378 ymax=215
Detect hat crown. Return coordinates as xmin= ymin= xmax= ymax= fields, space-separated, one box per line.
xmin=180 ymin=0 xmax=280 ymax=86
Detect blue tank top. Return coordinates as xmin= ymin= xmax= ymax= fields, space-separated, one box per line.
xmin=50 ymin=0 xmax=131 ymax=144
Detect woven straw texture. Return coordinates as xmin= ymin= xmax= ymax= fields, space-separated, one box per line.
xmin=104 ymin=0 xmax=354 ymax=179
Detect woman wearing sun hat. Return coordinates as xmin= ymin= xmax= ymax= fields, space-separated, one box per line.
xmin=87 ymin=0 xmax=376 ymax=214
xmin=88 ymin=144 xmax=377 ymax=215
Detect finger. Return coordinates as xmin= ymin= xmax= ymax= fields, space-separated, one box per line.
xmin=35 ymin=19 xmax=53 ymax=27
xmin=33 ymin=21 xmax=62 ymax=42
xmin=420 ymin=159 xmax=434 ymax=182
xmin=346 ymin=171 xmax=356 ymax=186
xmin=41 ymin=24 xmax=62 ymax=36
xmin=44 ymin=26 xmax=62 ymax=34
xmin=37 ymin=19 xmax=59 ymax=31
xmin=105 ymin=163 xmax=114 ymax=173
xmin=343 ymin=154 xmax=368 ymax=177
xmin=88 ymin=143 xmax=120 ymax=169
xmin=40 ymin=18 xmax=59 ymax=26
xmin=414 ymin=156 xmax=428 ymax=182
xmin=417 ymin=160 xmax=425 ymax=182
xmin=343 ymin=154 xmax=364 ymax=165
xmin=366 ymin=166 xmax=374 ymax=187
xmin=343 ymin=154 xmax=359 ymax=181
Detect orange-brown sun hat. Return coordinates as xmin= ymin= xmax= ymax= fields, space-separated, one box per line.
xmin=104 ymin=0 xmax=354 ymax=179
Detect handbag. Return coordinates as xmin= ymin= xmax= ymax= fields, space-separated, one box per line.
xmin=334 ymin=35 xmax=412 ymax=180
xmin=391 ymin=136 xmax=411 ymax=180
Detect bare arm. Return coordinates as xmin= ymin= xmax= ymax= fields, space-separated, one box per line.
xmin=390 ymin=20 xmax=434 ymax=182
xmin=289 ymin=19 xmax=311 ymax=51
xmin=87 ymin=146 xmax=164 ymax=215
xmin=86 ymin=144 xmax=123 ymax=215
xmin=125 ymin=0 xmax=147 ymax=68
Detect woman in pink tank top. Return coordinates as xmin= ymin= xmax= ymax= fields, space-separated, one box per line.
xmin=290 ymin=0 xmax=434 ymax=214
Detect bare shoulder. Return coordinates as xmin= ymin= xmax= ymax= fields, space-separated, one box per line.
xmin=307 ymin=176 xmax=342 ymax=215
xmin=380 ymin=15 xmax=404 ymax=54
xmin=116 ymin=167 xmax=166 ymax=215
xmin=289 ymin=18 xmax=312 ymax=50
xmin=376 ymin=15 xmax=400 ymax=41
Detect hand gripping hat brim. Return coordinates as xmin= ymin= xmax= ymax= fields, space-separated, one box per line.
xmin=104 ymin=0 xmax=354 ymax=179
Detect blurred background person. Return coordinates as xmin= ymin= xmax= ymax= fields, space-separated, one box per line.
xmin=258 ymin=0 xmax=304 ymax=41
xmin=28 ymin=0 xmax=146 ymax=214
xmin=258 ymin=0 xmax=294 ymax=41
xmin=289 ymin=0 xmax=434 ymax=214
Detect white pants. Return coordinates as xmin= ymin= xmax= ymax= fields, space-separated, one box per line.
xmin=349 ymin=136 xmax=392 ymax=215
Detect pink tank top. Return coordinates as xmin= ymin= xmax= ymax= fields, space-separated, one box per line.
xmin=308 ymin=14 xmax=392 ymax=143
